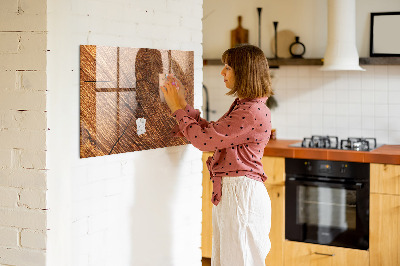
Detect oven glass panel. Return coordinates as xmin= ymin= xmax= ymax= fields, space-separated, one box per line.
xmin=297 ymin=186 xmax=357 ymax=230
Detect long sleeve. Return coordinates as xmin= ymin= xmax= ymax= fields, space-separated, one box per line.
xmin=183 ymin=104 xmax=210 ymax=128
xmin=172 ymin=105 xmax=257 ymax=152
xmin=171 ymin=104 xmax=210 ymax=137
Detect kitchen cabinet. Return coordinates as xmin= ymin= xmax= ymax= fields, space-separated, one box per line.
xmin=201 ymin=154 xmax=286 ymax=266
xmin=284 ymin=241 xmax=369 ymax=266
xmin=201 ymin=152 xmax=213 ymax=258
xmin=202 ymin=156 xmax=400 ymax=265
xmin=264 ymin=184 xmax=284 ymax=265
xmin=261 ymin=156 xmax=285 ymax=186
xmin=370 ymin=163 xmax=400 ymax=195
xmin=370 ymin=193 xmax=400 ymax=266
xmin=261 ymin=156 xmax=285 ymax=266
xmin=259 ymin=141 xmax=400 ymax=266
xmin=370 ymin=163 xmax=400 ymax=266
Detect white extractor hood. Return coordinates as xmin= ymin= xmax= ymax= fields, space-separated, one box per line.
xmin=320 ymin=0 xmax=365 ymax=71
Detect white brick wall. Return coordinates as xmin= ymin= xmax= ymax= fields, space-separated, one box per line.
xmin=21 ymin=229 xmax=47 ymax=250
xmin=0 ymin=187 xmax=19 ymax=208
xmin=46 ymin=1 xmax=203 ymax=266
xmin=0 ymin=247 xmax=46 ymax=266
xmin=0 ymin=227 xmax=19 ymax=247
xmin=3 ymin=0 xmax=203 ymax=264
xmin=0 ymin=0 xmax=48 ymax=265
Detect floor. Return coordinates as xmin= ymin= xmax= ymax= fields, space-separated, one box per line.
xmin=202 ymin=257 xmax=211 ymax=266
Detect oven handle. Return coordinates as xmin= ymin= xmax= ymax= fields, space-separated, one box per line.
xmin=286 ymin=177 xmax=364 ymax=189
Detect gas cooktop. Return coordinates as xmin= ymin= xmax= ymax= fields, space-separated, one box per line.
xmin=289 ymin=135 xmax=382 ymax=151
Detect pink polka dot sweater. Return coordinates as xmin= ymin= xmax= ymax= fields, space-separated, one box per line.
xmin=172 ymin=97 xmax=271 ymax=206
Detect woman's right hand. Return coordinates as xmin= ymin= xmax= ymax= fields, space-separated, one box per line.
xmin=161 ymin=76 xmax=186 ymax=113
xmin=167 ymin=75 xmax=187 ymax=108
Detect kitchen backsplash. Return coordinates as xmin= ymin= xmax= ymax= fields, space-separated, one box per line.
xmin=203 ymin=65 xmax=400 ymax=144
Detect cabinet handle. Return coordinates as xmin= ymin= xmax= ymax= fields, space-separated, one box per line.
xmin=314 ymin=252 xmax=335 ymax=257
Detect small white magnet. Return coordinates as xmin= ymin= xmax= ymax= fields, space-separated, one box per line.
xmin=136 ymin=118 xmax=146 ymax=135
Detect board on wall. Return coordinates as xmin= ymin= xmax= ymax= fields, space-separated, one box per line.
xmin=80 ymin=45 xmax=194 ymax=158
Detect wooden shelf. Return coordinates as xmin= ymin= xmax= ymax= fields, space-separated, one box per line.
xmin=202 ymin=59 xmax=223 ymax=65
xmin=268 ymin=58 xmax=322 ymax=67
xmin=203 ymin=57 xmax=400 ymax=67
xmin=359 ymin=57 xmax=400 ymax=65
xmin=203 ymin=58 xmax=323 ymax=67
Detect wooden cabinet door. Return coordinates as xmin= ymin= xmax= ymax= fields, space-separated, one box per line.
xmin=370 ymin=193 xmax=400 ymax=266
xmin=370 ymin=163 xmax=400 ymax=195
xmin=202 ymin=152 xmax=213 ymax=258
xmin=264 ymin=184 xmax=284 ymax=266
xmin=284 ymin=241 xmax=369 ymax=266
xmin=262 ymin=156 xmax=285 ymax=265
xmin=262 ymin=156 xmax=285 ymax=186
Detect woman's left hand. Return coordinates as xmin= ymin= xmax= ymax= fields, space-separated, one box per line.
xmin=161 ymin=76 xmax=185 ymax=113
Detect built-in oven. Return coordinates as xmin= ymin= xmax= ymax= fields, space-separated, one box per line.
xmin=285 ymin=158 xmax=369 ymax=250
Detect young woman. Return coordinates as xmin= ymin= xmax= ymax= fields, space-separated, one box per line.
xmin=161 ymin=44 xmax=273 ymax=266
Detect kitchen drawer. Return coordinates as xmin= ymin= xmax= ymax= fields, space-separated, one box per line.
xmin=284 ymin=241 xmax=369 ymax=266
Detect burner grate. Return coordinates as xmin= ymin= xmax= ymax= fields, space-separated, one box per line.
xmin=301 ymin=135 xmax=339 ymax=149
xmin=340 ymin=137 xmax=377 ymax=151
xmin=296 ymin=136 xmax=378 ymax=151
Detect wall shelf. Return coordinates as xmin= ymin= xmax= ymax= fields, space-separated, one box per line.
xmin=203 ymin=58 xmax=323 ymax=67
xmin=359 ymin=57 xmax=400 ymax=65
xmin=203 ymin=57 xmax=400 ymax=67
xmin=268 ymin=58 xmax=323 ymax=67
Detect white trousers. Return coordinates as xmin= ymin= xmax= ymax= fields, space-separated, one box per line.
xmin=212 ymin=176 xmax=271 ymax=266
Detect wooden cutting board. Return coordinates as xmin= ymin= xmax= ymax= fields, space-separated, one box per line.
xmin=231 ymin=16 xmax=249 ymax=48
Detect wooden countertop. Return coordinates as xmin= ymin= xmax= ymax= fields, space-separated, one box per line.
xmin=263 ymin=139 xmax=400 ymax=165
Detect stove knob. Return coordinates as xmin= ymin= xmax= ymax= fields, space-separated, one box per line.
xmin=305 ymin=162 xmax=312 ymax=171
xmin=340 ymin=164 xmax=347 ymax=174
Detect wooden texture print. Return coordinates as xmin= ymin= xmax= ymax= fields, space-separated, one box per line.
xmin=80 ymin=45 xmax=194 ymax=158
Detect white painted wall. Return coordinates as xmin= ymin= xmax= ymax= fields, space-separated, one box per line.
xmin=0 ymin=0 xmax=48 ymax=265
xmin=204 ymin=0 xmax=326 ymax=59
xmin=46 ymin=0 xmax=203 ymax=266
xmin=203 ymin=0 xmax=400 ymax=144
xmin=204 ymin=0 xmax=400 ymax=58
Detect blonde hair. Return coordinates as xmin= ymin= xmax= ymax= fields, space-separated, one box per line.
xmin=221 ymin=44 xmax=273 ymax=99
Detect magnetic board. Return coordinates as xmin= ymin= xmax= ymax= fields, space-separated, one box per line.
xmin=80 ymin=45 xmax=194 ymax=158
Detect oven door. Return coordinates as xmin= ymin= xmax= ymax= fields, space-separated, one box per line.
xmin=285 ymin=177 xmax=369 ymax=250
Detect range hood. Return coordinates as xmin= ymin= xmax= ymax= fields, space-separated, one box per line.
xmin=320 ymin=0 xmax=365 ymax=71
